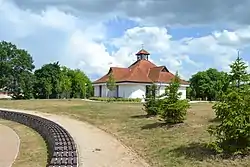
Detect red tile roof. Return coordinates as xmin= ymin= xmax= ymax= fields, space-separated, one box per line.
xmin=93 ymin=59 xmax=189 ymax=85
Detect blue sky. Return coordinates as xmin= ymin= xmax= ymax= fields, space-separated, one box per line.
xmin=1 ymin=0 xmax=250 ymax=80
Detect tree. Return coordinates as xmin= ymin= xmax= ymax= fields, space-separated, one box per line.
xmin=143 ymin=83 xmax=160 ymax=116
xmin=229 ymin=55 xmax=250 ymax=89
xmin=189 ymin=68 xmax=229 ymax=101
xmin=33 ymin=62 xmax=61 ymax=99
xmin=0 ymin=41 xmax=35 ymax=99
xmin=43 ymin=78 xmax=52 ymax=99
xmin=68 ymin=69 xmax=93 ymax=98
xmin=106 ymin=73 xmax=116 ymax=98
xmin=60 ymin=66 xmax=72 ymax=99
xmin=208 ymin=55 xmax=250 ymax=154
xmin=158 ymin=72 xmax=190 ymax=123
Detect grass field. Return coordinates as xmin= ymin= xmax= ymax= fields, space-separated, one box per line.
xmin=0 ymin=119 xmax=47 ymax=167
xmin=0 ymin=99 xmax=249 ymax=167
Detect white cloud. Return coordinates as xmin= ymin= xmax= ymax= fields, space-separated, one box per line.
xmin=11 ymin=0 xmax=250 ymax=27
xmin=1 ymin=0 xmax=250 ymax=81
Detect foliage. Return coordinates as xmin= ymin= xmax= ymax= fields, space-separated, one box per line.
xmin=34 ymin=62 xmax=61 ymax=99
xmin=0 ymin=41 xmax=35 ymax=99
xmin=106 ymin=73 xmax=116 ymax=91
xmin=208 ymin=56 xmax=250 ymax=154
xmin=106 ymin=73 xmax=116 ymax=101
xmin=229 ymin=55 xmax=250 ymax=89
xmin=189 ymin=68 xmax=229 ymax=101
xmin=89 ymin=97 xmax=141 ymax=102
xmin=158 ymin=72 xmax=190 ymax=123
xmin=0 ymin=41 xmax=93 ymax=100
xmin=143 ymin=84 xmax=160 ymax=116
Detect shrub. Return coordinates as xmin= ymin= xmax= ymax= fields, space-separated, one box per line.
xmin=208 ymin=89 xmax=250 ymax=154
xmin=143 ymin=84 xmax=159 ymax=116
xmin=143 ymin=98 xmax=161 ymax=116
xmin=158 ymin=72 xmax=190 ymax=123
xmin=159 ymin=99 xmax=190 ymax=123
xmin=89 ymin=97 xmax=141 ymax=102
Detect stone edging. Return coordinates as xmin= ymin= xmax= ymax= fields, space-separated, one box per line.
xmin=0 ymin=109 xmax=78 ymax=167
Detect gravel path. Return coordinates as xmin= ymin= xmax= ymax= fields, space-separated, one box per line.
xmin=0 ymin=123 xmax=20 ymax=167
xmin=0 ymin=108 xmax=150 ymax=167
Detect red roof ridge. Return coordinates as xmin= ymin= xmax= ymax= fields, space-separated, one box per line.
xmin=136 ymin=49 xmax=150 ymax=55
xmin=92 ymin=54 xmax=189 ymax=85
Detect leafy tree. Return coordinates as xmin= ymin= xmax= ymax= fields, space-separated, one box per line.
xmin=189 ymin=68 xmax=229 ymax=101
xmin=106 ymin=73 xmax=116 ymax=98
xmin=68 ymin=69 xmax=92 ymax=98
xmin=43 ymin=78 xmax=52 ymax=99
xmin=0 ymin=41 xmax=35 ymax=99
xmin=208 ymin=56 xmax=250 ymax=154
xmin=158 ymin=72 xmax=190 ymax=123
xmin=60 ymin=66 xmax=72 ymax=99
xmin=33 ymin=62 xmax=61 ymax=99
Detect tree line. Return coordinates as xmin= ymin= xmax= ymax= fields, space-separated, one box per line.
xmin=188 ymin=68 xmax=231 ymax=101
xmin=0 ymin=41 xmax=93 ymax=99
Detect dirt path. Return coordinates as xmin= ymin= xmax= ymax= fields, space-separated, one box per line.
xmin=0 ymin=108 xmax=150 ymax=167
xmin=0 ymin=123 xmax=20 ymax=167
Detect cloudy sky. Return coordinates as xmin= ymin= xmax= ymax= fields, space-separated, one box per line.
xmin=1 ymin=0 xmax=250 ymax=80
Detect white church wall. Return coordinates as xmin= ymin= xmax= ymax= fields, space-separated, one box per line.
xmin=156 ymin=84 xmax=188 ymax=100
xmin=94 ymin=86 xmax=99 ymax=97
xmin=118 ymin=84 xmax=146 ymax=98
xmin=93 ymin=83 xmax=188 ymax=99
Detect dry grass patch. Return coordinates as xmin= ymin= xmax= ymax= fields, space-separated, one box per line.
xmin=0 ymin=119 xmax=47 ymax=167
xmin=1 ymin=100 xmax=250 ymax=167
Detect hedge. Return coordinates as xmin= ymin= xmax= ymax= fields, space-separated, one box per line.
xmin=89 ymin=97 xmax=142 ymax=102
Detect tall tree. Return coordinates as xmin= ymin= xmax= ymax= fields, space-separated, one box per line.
xmin=43 ymin=78 xmax=52 ymax=99
xmin=60 ymin=66 xmax=72 ymax=99
xmin=0 ymin=41 xmax=35 ymax=99
xmin=208 ymin=55 xmax=250 ymax=154
xmin=159 ymin=72 xmax=190 ymax=123
xmin=33 ymin=62 xmax=61 ymax=99
xmin=229 ymin=55 xmax=249 ymax=89
xmin=68 ymin=69 xmax=92 ymax=98
xmin=106 ymin=73 xmax=116 ymax=97
xmin=189 ymin=68 xmax=229 ymax=101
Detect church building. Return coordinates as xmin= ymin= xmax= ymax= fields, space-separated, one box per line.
xmin=92 ymin=48 xmax=189 ymax=99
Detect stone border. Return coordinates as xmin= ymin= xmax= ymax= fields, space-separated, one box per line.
xmin=0 ymin=109 xmax=78 ymax=167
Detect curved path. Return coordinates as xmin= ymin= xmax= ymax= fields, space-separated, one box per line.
xmin=0 ymin=108 xmax=149 ymax=167
xmin=0 ymin=123 xmax=20 ymax=167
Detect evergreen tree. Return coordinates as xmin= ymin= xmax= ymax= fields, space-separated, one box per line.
xmin=158 ymin=72 xmax=190 ymax=123
xmin=229 ymin=54 xmax=249 ymax=89
xmin=208 ymin=55 xmax=250 ymax=154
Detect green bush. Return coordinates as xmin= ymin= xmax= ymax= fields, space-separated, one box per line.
xmin=89 ymin=97 xmax=141 ymax=102
xmin=208 ymin=90 xmax=250 ymax=154
xmin=143 ymin=98 xmax=161 ymax=116
xmin=159 ymin=99 xmax=190 ymax=123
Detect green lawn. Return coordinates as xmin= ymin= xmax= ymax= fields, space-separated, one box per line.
xmin=0 ymin=99 xmax=249 ymax=167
